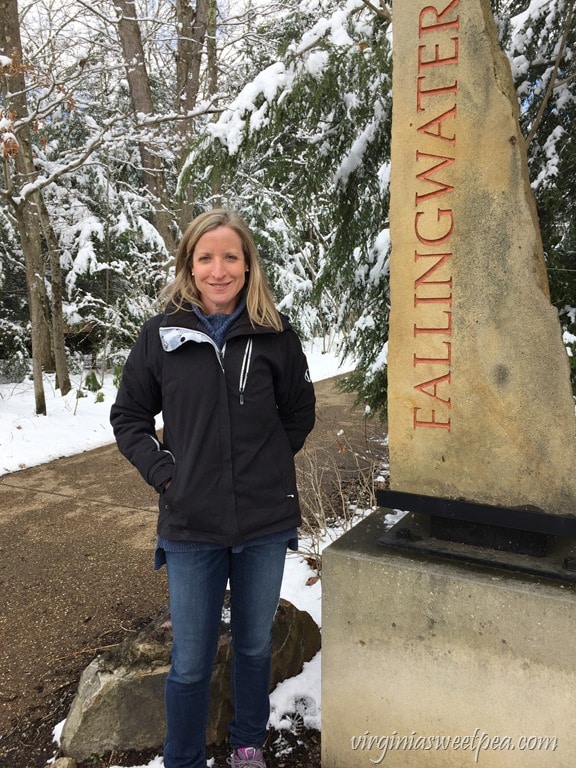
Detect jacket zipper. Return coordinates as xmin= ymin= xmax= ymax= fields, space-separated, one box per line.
xmin=183 ymin=331 xmax=252 ymax=403
xmin=160 ymin=326 xmax=252 ymax=400
xmin=203 ymin=333 xmax=225 ymax=372
xmin=239 ymin=339 xmax=253 ymax=405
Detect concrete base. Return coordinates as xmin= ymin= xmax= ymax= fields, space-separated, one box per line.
xmin=322 ymin=511 xmax=576 ymax=767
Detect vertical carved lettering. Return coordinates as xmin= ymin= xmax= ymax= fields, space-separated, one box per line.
xmin=417 ymin=78 xmax=458 ymax=112
xmin=417 ymin=106 xmax=457 ymax=143
xmin=413 ymin=407 xmax=451 ymax=429
xmin=414 ymin=209 xmax=454 ymax=245
xmin=414 ymin=373 xmax=452 ymax=404
xmin=409 ymin=1 xmax=459 ymax=433
xmin=418 ymin=38 xmax=459 ymax=70
xmin=413 ymin=342 xmax=452 ymax=366
xmin=414 ymin=311 xmax=452 ymax=335
xmin=419 ymin=0 xmax=460 ymax=35
xmin=415 ymin=151 xmax=455 ymax=203
xmin=414 ymin=251 xmax=452 ymax=282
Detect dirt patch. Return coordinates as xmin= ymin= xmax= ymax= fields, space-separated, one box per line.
xmin=0 ymin=375 xmax=387 ymax=768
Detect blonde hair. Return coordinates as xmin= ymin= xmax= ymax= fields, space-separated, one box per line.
xmin=161 ymin=209 xmax=283 ymax=332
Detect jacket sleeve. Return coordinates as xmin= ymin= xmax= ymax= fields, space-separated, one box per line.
xmin=109 ymin=320 xmax=175 ymax=492
xmin=275 ymin=329 xmax=316 ymax=454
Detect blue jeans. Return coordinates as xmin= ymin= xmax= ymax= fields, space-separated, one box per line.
xmin=163 ymin=542 xmax=288 ymax=768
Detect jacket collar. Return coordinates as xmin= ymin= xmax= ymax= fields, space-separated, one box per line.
xmin=159 ymin=306 xmax=289 ymax=357
xmin=160 ymin=303 xmax=289 ymax=336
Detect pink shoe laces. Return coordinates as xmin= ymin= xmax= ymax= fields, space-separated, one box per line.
xmin=227 ymin=746 xmax=267 ymax=767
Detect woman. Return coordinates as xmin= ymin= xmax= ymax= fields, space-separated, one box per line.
xmin=110 ymin=209 xmax=316 ymax=768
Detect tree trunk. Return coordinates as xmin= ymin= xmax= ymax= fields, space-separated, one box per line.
xmin=206 ymin=0 xmax=221 ymax=204
xmin=206 ymin=0 xmax=218 ymax=99
xmin=14 ymin=202 xmax=47 ymax=414
xmin=176 ymin=0 xmax=208 ymax=134
xmin=175 ymin=0 xmax=209 ymax=226
xmin=38 ymin=196 xmax=72 ymax=395
xmin=113 ymin=0 xmax=178 ymax=255
xmin=0 ymin=0 xmax=52 ymax=413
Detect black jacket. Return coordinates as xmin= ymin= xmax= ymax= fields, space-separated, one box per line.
xmin=110 ymin=306 xmax=316 ymax=546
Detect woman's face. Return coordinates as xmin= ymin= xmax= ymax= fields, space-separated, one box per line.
xmin=191 ymin=225 xmax=247 ymax=314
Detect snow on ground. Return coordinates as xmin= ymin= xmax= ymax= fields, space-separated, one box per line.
xmin=0 ymin=339 xmax=386 ymax=768
xmin=0 ymin=337 xmax=352 ymax=477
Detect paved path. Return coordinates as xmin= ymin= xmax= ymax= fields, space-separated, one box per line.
xmin=0 ymin=375 xmax=378 ymax=765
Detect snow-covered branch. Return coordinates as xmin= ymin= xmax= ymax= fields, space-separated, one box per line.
xmin=360 ymin=0 xmax=392 ymax=22
xmin=524 ymin=0 xmax=575 ymax=145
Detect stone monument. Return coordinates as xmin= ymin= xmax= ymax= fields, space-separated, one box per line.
xmin=386 ymin=0 xmax=576 ymax=520
xmin=322 ymin=1 xmax=576 ymax=766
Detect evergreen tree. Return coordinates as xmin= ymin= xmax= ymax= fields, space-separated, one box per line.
xmin=184 ymin=0 xmax=393 ymax=411
xmin=500 ymin=0 xmax=576 ymax=386
xmin=184 ymin=0 xmax=575 ymax=415
xmin=1 ymin=0 xmax=574 ymax=409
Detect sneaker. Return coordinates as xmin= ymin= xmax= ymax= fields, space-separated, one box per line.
xmin=227 ymin=746 xmax=268 ymax=768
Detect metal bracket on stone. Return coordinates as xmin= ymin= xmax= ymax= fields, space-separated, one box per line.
xmin=376 ymin=489 xmax=576 ymax=583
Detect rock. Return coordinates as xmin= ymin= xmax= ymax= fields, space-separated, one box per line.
xmin=49 ymin=758 xmax=77 ymax=768
xmin=60 ymin=596 xmax=321 ymax=762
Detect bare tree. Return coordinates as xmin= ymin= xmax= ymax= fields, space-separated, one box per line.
xmin=174 ymin=0 xmax=209 ymax=224
xmin=206 ymin=0 xmax=218 ymax=99
xmin=0 ymin=0 xmax=256 ymax=415
xmin=38 ymin=194 xmax=71 ymax=395
xmin=113 ymin=0 xmax=178 ymax=253
xmin=176 ymin=0 xmax=209 ymax=134
xmin=1 ymin=0 xmax=55 ymax=413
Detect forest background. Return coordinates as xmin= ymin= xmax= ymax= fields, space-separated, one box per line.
xmin=0 ymin=0 xmax=575 ymax=417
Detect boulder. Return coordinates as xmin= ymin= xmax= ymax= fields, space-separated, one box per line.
xmin=60 ymin=596 xmax=320 ymax=761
